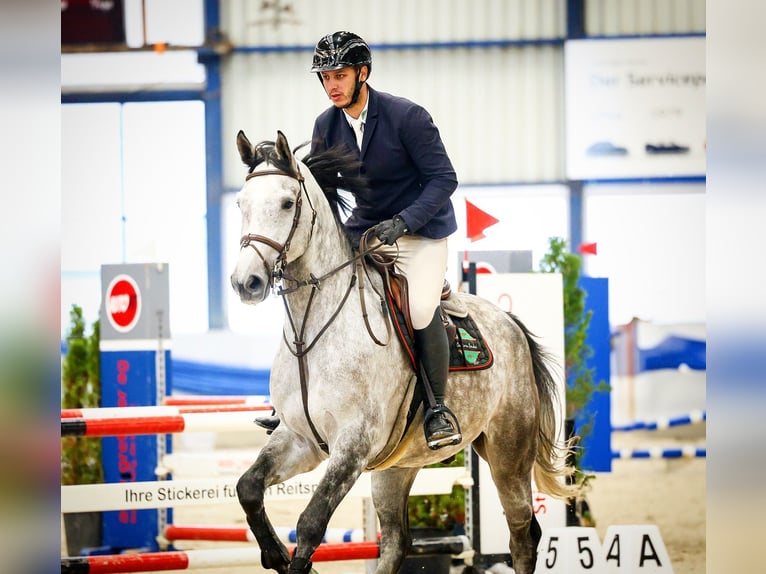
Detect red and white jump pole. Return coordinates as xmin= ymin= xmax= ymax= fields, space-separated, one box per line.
xmin=61 ymin=544 xmax=377 ymax=573
xmin=62 ymin=537 xmax=470 ymax=572
xmin=61 ymin=406 xmax=269 ymax=437
xmin=163 ymin=395 xmax=269 ymax=407
xmin=164 ymin=524 xmax=368 ymax=544
xmin=62 ymin=403 xmax=272 ymax=419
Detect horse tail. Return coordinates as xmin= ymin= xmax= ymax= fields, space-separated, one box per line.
xmin=510 ymin=313 xmax=579 ymax=500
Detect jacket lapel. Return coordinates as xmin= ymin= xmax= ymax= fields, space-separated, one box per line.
xmin=360 ymin=86 xmax=377 ymax=159
xmin=338 ymin=113 xmax=358 ymax=156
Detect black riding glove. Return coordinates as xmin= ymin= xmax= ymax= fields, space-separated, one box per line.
xmin=374 ymin=215 xmax=409 ymax=245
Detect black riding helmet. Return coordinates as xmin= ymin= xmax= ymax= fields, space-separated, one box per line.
xmin=310 ymin=31 xmax=372 ymax=108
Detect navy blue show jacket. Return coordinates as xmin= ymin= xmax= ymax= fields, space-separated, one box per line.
xmin=310 ymin=85 xmax=458 ymax=242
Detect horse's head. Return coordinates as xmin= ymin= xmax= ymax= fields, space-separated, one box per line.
xmin=230 ymin=130 xmax=317 ymax=304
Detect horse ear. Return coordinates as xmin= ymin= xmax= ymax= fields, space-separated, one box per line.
xmin=275 ymin=131 xmax=291 ymax=159
xmin=275 ymin=131 xmax=300 ymax=173
xmin=237 ymin=130 xmax=256 ymax=166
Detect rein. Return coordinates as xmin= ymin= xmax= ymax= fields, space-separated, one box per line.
xmin=238 ymin=167 xmax=393 ymax=453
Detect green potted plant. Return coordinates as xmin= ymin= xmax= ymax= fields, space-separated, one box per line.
xmin=539 ymin=237 xmax=609 ymax=526
xmin=403 ymin=450 xmax=465 ymax=573
xmin=61 ymin=304 xmax=104 ymax=556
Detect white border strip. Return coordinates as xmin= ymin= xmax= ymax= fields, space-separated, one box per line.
xmin=100 ymin=338 xmax=173 ymax=352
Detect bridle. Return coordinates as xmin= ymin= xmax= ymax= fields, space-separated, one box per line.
xmin=239 ymin=168 xmax=316 ymax=291
xmin=237 ymin=166 xmax=391 ymax=452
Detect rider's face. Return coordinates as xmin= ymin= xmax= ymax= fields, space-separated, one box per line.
xmin=320 ymin=65 xmax=367 ymax=110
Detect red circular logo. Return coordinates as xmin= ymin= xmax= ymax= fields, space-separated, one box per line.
xmin=106 ymin=275 xmax=141 ymax=333
xmin=475 ymin=261 xmax=496 ymax=274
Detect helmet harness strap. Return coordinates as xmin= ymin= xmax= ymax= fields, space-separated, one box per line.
xmin=345 ymin=66 xmax=365 ymax=109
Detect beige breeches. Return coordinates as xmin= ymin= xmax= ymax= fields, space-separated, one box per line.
xmin=370 ymin=235 xmax=448 ymax=330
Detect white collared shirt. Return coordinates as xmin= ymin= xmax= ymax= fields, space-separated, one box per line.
xmin=344 ymin=103 xmax=368 ymax=150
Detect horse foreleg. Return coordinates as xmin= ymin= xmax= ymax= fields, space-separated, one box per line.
xmin=237 ymin=464 xmax=290 ymax=573
xmin=370 ymin=467 xmax=420 ymax=574
xmin=288 ymin=438 xmax=370 ymax=574
xmin=237 ymin=434 xmax=320 ymax=574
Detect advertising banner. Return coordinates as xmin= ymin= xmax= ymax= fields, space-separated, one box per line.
xmin=565 ymin=37 xmax=705 ymax=180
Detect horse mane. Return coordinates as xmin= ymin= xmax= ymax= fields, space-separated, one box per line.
xmin=245 ymin=139 xmax=368 ymax=230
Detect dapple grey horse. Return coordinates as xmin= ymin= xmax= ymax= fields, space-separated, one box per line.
xmin=230 ymin=131 xmax=575 ymax=574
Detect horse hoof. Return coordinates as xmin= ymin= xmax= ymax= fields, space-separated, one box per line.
xmin=287 ymin=556 xmax=314 ymax=573
xmin=261 ymin=547 xmax=290 ymax=571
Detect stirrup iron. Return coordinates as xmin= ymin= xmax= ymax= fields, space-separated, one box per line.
xmin=423 ymin=405 xmax=462 ymax=450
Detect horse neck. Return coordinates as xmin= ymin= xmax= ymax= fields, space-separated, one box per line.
xmin=282 ymin=191 xmax=356 ymax=316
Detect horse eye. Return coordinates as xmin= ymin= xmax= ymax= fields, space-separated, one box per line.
xmin=282 ymin=198 xmax=295 ymax=210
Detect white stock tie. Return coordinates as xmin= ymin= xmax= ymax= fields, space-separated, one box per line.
xmin=353 ymin=119 xmax=364 ymax=150
xmin=352 ymin=109 xmax=367 ymax=150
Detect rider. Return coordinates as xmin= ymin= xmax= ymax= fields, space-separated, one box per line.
xmin=257 ymin=31 xmax=461 ymax=450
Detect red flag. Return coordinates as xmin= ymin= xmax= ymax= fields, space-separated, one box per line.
xmin=578 ymin=242 xmax=598 ymax=255
xmin=465 ymin=199 xmax=499 ymax=242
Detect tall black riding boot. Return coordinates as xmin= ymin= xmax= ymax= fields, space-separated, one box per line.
xmin=414 ymin=309 xmax=462 ymax=450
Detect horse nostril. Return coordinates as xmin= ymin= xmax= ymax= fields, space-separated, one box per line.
xmin=246 ymin=275 xmax=262 ymax=293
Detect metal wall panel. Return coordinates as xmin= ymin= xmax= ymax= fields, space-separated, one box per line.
xmin=585 ymin=0 xmax=705 ymax=35
xmin=221 ymin=0 xmax=567 ymax=47
xmin=221 ymin=45 xmax=564 ymax=189
xmin=372 ymin=45 xmax=564 ymax=183
xmin=220 ymin=0 xmax=705 ymax=189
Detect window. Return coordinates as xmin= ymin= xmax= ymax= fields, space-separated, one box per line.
xmin=584 ymin=184 xmax=705 ymax=325
xmin=61 ymin=101 xmax=208 ymax=335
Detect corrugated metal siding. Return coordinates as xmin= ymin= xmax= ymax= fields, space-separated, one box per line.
xmin=372 ymin=45 xmax=564 ymax=183
xmin=221 ymin=0 xmax=567 ymax=47
xmin=220 ymin=0 xmax=706 ymax=188
xmin=585 ymin=0 xmax=706 ymax=36
xmin=221 ymin=45 xmax=564 ymax=188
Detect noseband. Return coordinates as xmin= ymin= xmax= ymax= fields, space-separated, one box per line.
xmin=239 ymin=168 xmax=317 ymax=290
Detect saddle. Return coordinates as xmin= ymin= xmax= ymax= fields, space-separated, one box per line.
xmin=363 ymin=251 xmax=493 ymax=372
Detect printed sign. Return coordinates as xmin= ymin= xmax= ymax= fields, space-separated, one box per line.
xmin=474 ymin=273 xmax=567 ymax=554
xmin=565 ymin=37 xmax=706 ymax=179
xmin=105 ymin=274 xmax=142 ymax=333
